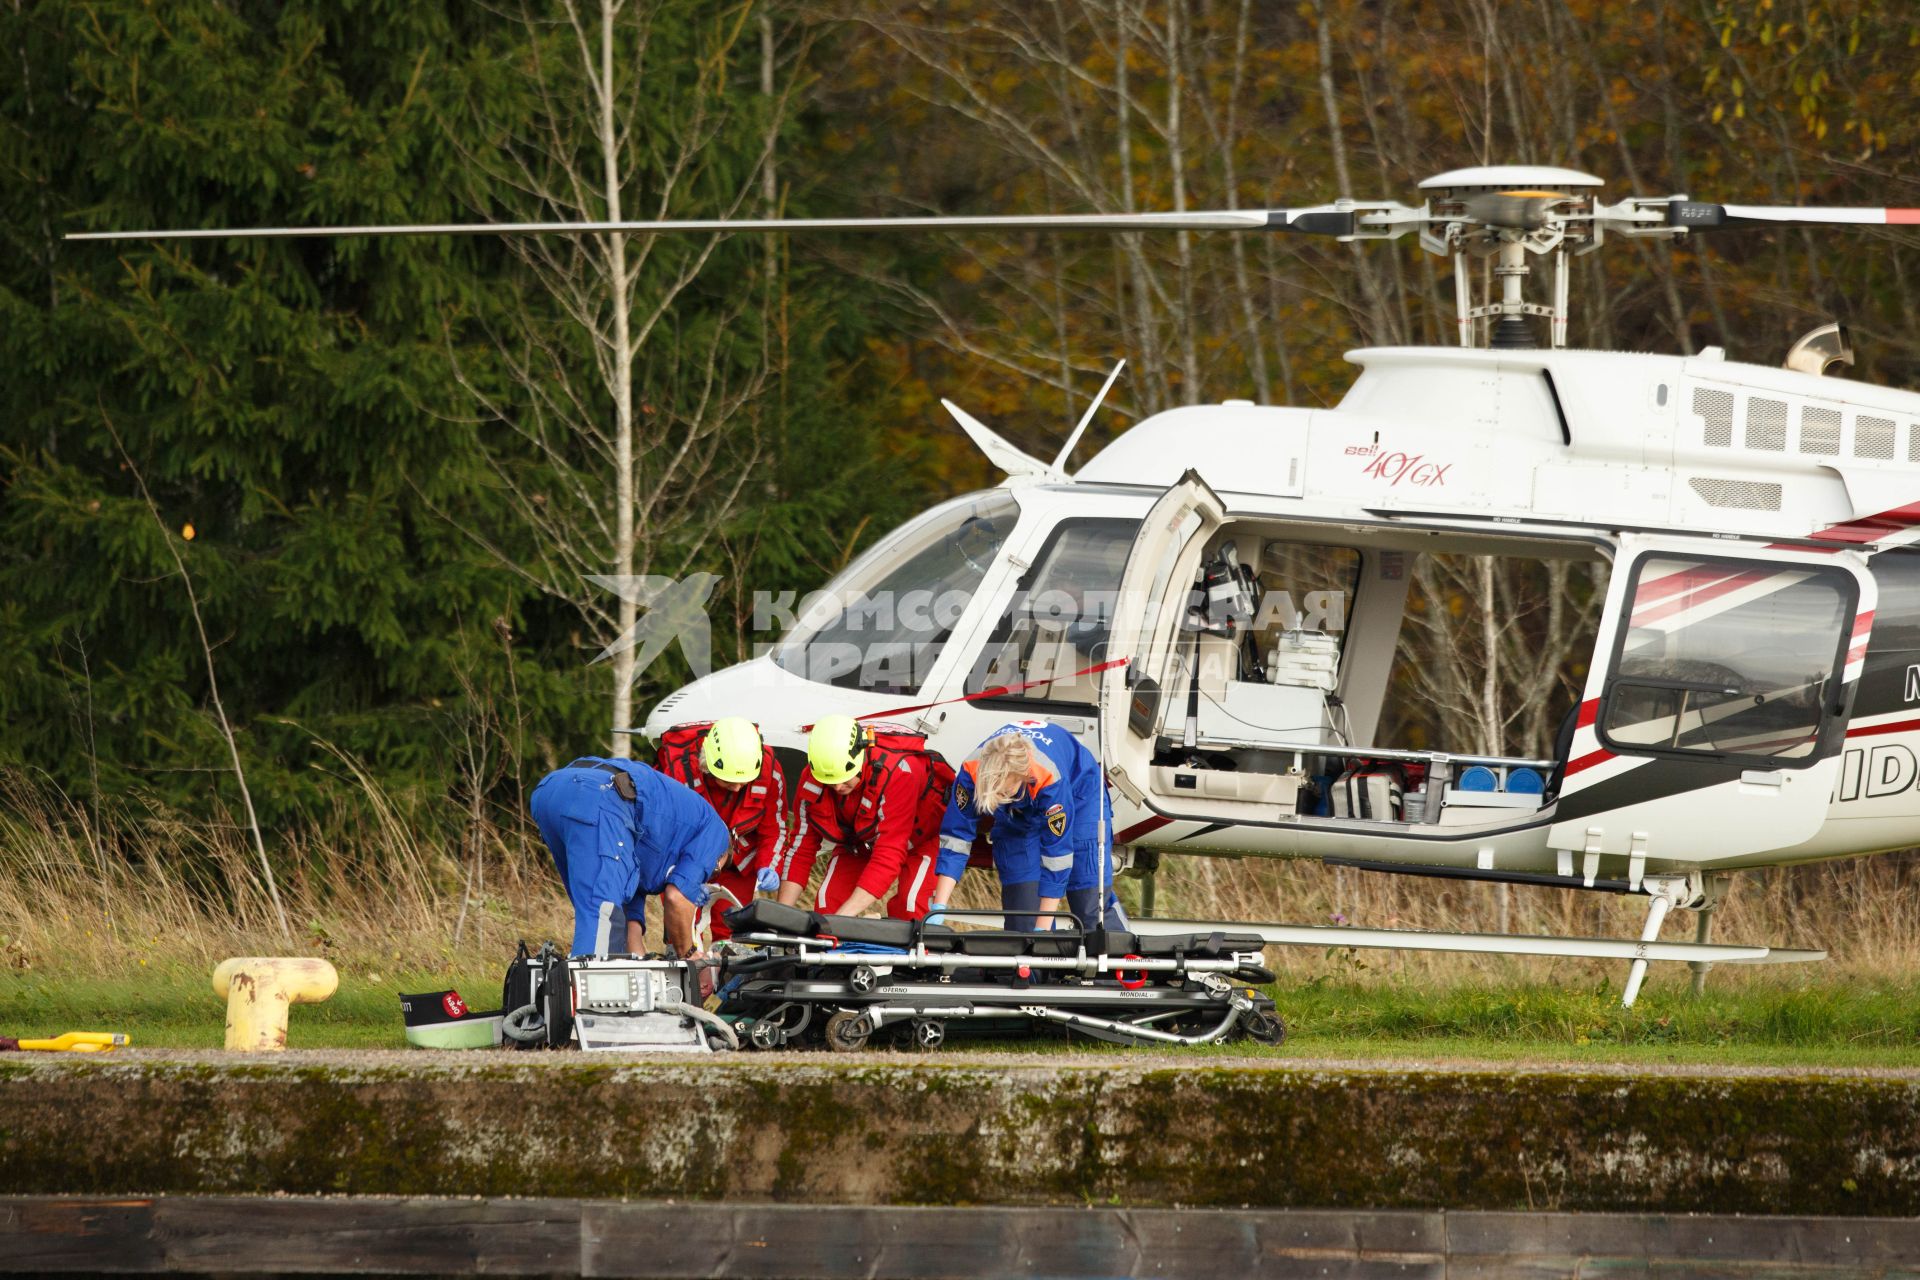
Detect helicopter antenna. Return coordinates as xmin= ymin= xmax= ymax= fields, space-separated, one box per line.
xmin=940 ymin=399 xmax=1064 ymax=485
xmin=1052 ymin=358 xmax=1126 ymax=475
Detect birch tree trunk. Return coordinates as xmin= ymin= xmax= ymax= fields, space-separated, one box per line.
xmin=1218 ymin=0 xmax=1271 ymax=402
xmin=600 ymin=0 xmax=639 ymax=754
xmin=438 ymin=0 xmax=795 ymax=750
xmin=1163 ymin=2 xmax=1200 ymax=403
xmin=1316 ymin=5 xmax=1388 ymax=343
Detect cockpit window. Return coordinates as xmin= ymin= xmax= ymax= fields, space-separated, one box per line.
xmin=775 ymin=492 xmax=1020 ymax=694
xmin=964 ymin=518 xmax=1140 ymax=707
xmin=1601 ymin=555 xmax=1854 ymax=762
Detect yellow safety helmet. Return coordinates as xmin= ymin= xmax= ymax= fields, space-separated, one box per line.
xmin=807 ymin=714 xmax=867 ymax=785
xmin=701 ymin=717 xmax=763 ymax=785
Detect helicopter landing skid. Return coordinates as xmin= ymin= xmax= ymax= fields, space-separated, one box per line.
xmin=1129 ymin=910 xmax=1824 ymax=1009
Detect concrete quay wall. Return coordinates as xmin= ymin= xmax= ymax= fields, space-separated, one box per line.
xmin=4 ymin=1053 xmax=1917 ymax=1215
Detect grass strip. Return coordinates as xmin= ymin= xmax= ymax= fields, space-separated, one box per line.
xmin=6 ymin=970 xmax=1916 ymax=1065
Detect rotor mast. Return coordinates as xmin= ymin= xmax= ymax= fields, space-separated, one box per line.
xmin=1412 ymin=167 xmax=1602 ymax=351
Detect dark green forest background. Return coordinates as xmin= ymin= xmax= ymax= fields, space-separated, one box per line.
xmin=7 ymin=0 xmax=1920 ymax=861
xmin=2 ymin=0 xmax=946 ymax=839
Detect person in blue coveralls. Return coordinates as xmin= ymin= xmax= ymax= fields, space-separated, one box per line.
xmin=925 ymin=719 xmax=1129 ymax=931
xmin=530 ymin=755 xmax=730 ymax=957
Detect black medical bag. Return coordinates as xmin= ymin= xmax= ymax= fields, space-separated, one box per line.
xmin=500 ymin=940 xmax=571 ymax=1049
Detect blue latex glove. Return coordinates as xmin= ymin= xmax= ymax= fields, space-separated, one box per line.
xmin=755 ymin=866 xmax=779 ymax=894
xmin=924 ymin=904 xmax=947 ymax=926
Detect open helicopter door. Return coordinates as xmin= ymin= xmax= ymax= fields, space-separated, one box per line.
xmin=1099 ymin=470 xmax=1229 ymax=809
xmin=1094 ymin=502 xmax=1837 ymax=1008
xmin=1549 ymin=532 xmax=1876 ymax=880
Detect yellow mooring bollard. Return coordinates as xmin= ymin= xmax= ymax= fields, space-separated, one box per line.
xmin=212 ymin=957 xmax=338 ymax=1051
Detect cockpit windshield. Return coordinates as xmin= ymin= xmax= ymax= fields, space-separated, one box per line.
xmin=773 ymin=491 xmax=1021 ymax=693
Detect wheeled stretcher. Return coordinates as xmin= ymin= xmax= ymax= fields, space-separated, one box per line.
xmin=712 ymin=900 xmax=1286 ymax=1051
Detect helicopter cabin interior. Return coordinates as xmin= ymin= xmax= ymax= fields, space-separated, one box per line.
xmin=1091 ymin=467 xmax=1875 ymax=844
xmin=1102 ymin=517 xmax=1613 ymax=833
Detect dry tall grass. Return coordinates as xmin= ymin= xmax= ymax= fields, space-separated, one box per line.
xmin=3 ymin=767 xmax=1917 ymax=993
xmin=0 ymin=771 xmax=567 ymax=983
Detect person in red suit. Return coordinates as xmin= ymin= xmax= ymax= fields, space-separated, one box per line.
xmin=775 ymin=715 xmax=951 ymax=920
xmin=653 ymin=717 xmax=785 ymax=941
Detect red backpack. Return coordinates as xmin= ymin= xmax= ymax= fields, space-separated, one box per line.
xmin=853 ymin=724 xmax=955 ymax=841
xmin=653 ymin=721 xmax=712 ymax=786
xmin=656 ymin=720 xmax=779 ymax=793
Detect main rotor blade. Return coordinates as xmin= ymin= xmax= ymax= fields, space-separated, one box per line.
xmin=65 ymin=206 xmax=1372 ymax=243
xmin=1666 ymin=200 xmax=1920 ymax=231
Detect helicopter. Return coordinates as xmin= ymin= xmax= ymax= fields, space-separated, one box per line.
xmin=75 ymin=164 xmax=1920 ymax=1005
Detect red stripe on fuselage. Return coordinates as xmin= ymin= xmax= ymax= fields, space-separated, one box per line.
xmin=1563 ymin=747 xmax=1615 ymax=777
xmin=1115 ymin=815 xmax=1174 ymax=844
xmin=1801 ymin=501 xmax=1920 ymax=545
xmin=1847 ymin=716 xmax=1920 ymax=740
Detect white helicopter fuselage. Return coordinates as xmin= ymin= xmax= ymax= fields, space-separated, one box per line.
xmin=77 ymin=160 xmax=1920 ymax=988
xmin=647 ymin=343 xmax=1920 ymax=894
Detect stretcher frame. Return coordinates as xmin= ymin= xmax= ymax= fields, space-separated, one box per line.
xmin=717 ymin=908 xmax=1284 ymax=1050
xmin=727 ymin=932 xmax=1262 ymax=976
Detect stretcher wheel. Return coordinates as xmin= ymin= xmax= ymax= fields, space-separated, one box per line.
xmin=825 ymin=1010 xmax=873 ymax=1053
xmin=910 ymin=1019 xmax=946 ymax=1051
xmin=849 ymin=964 xmax=879 ymax=995
xmin=1243 ymin=1009 xmax=1287 ymax=1046
xmin=747 ymin=1019 xmax=784 ymax=1051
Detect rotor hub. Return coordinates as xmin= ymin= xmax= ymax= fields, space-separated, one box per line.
xmin=1410 ymin=167 xmax=1609 ymax=350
